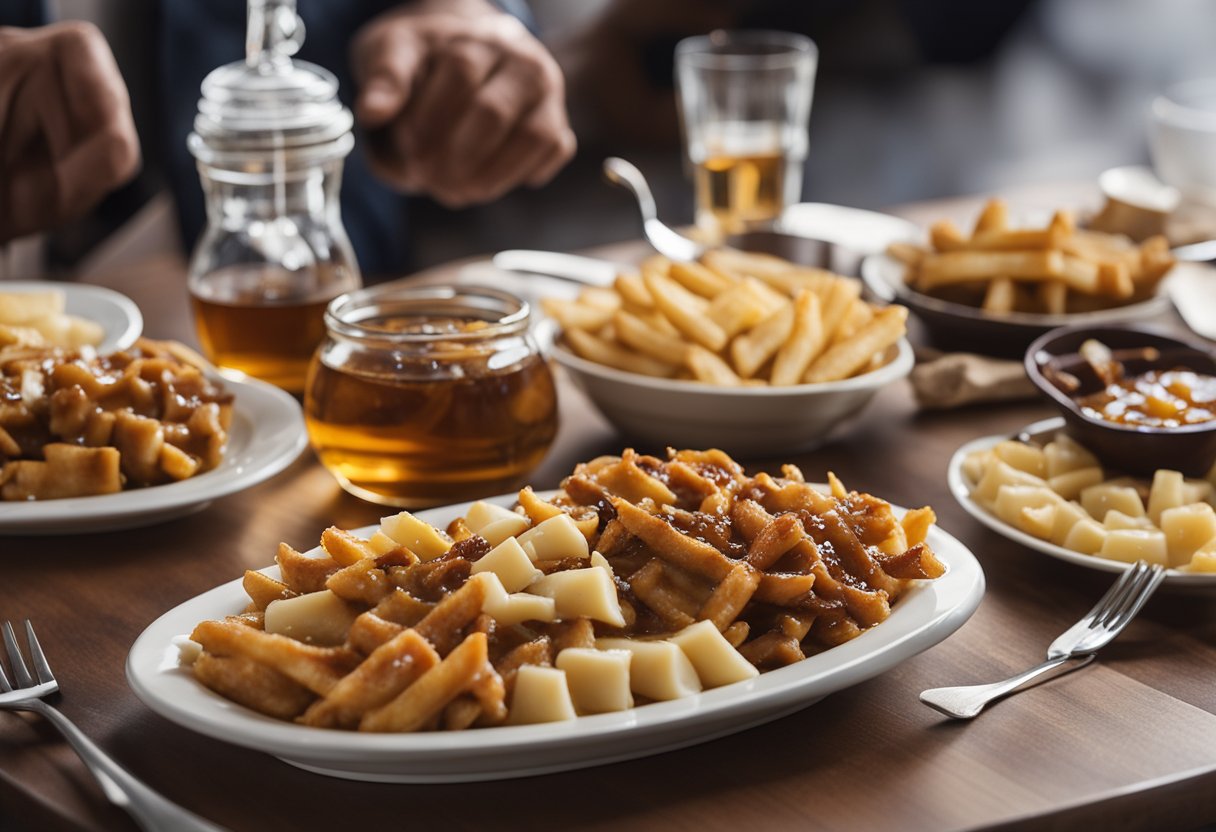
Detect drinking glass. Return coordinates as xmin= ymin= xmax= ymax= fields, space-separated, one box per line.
xmin=675 ymin=30 xmax=817 ymax=240
xmin=1149 ymin=78 xmax=1216 ymax=206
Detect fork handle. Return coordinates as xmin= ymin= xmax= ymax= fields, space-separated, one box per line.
xmin=919 ymin=654 xmax=1095 ymax=720
xmin=25 ymin=700 xmax=226 ymax=832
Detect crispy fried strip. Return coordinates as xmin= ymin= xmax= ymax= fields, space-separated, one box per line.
xmin=874 ymin=542 xmax=946 ymax=580
xmin=596 ymin=452 xmax=678 ymax=506
xmin=193 ymin=652 xmax=315 ymax=720
xmin=495 ymin=638 xmax=554 ymax=698
xmin=299 ymin=629 xmax=439 ymax=729
xmin=360 ymin=632 xmax=491 ymax=733
xmin=612 ymin=497 xmax=733 ymax=581
xmin=320 ymin=526 xmax=378 ymax=566
xmin=746 ymin=514 xmax=806 ymax=570
xmin=276 ymin=542 xmax=338 ymax=594
xmin=698 ymin=561 xmax=761 ymax=630
xmin=518 ymin=485 xmax=563 ymax=525
xmin=629 ymin=559 xmax=697 ymax=629
xmin=242 ymin=570 xmax=295 ymax=612
xmin=754 ymin=573 xmax=817 ymax=606
xmin=900 ymin=506 xmax=936 ymax=547
xmin=737 ymin=632 xmax=805 ymax=669
xmin=326 ymin=558 xmax=395 ymax=606
xmin=190 ymin=619 xmax=360 ymax=696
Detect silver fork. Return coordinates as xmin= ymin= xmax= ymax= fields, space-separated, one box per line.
xmin=0 ymin=620 xmax=226 ymax=831
xmin=920 ymin=561 xmax=1166 ymax=719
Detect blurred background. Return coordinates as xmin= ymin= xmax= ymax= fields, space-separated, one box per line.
xmin=16 ymin=0 xmax=1216 ymax=277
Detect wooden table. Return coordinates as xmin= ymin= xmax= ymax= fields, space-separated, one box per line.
xmin=5 ymin=191 xmax=1216 ymax=832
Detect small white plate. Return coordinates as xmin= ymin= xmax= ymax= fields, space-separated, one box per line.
xmin=947 ymin=420 xmax=1216 ymax=588
xmin=2 ymin=280 xmax=143 ymax=353
xmin=126 ymin=492 xmax=985 ymax=783
xmin=0 ymin=375 xmax=307 ymax=535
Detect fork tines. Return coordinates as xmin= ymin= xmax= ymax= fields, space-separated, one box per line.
xmin=0 ymin=620 xmax=57 ymax=692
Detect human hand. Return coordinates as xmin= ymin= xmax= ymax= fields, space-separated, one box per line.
xmin=0 ymin=22 xmax=140 ymax=243
xmin=352 ymin=0 xmax=576 ymax=208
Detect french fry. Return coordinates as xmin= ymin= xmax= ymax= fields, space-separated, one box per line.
xmin=614 ymin=310 xmax=692 ymax=365
xmin=830 ymin=298 xmax=875 ymax=346
xmin=564 ymin=327 xmax=679 ymax=377
xmin=816 ymin=277 xmax=862 ymax=343
xmin=700 ymin=248 xmax=792 ymax=283
xmin=886 ymin=242 xmax=927 ymax=266
xmin=360 ymin=632 xmax=493 ymax=732
xmin=1036 ymin=281 xmax=1068 ymax=315
xmin=803 ymin=306 xmax=907 ymax=383
xmin=300 ymin=628 xmax=440 ymax=729
xmin=746 ymin=514 xmax=806 ymax=570
xmin=900 ymin=506 xmax=937 ymax=547
xmin=686 ymin=345 xmax=743 ymax=386
xmin=918 ymin=250 xmax=1064 ymax=291
xmin=730 ymin=304 xmax=794 ymax=378
xmin=705 ymin=282 xmax=770 ymax=338
xmin=643 ymin=272 xmax=727 ymax=351
xmin=973 ymin=198 xmax=1008 ymax=234
xmin=579 ymin=287 xmax=623 ymax=311
xmin=770 ymin=291 xmax=825 ymax=386
xmin=539 ymin=298 xmax=615 ymax=332
xmin=698 ymin=561 xmax=762 ymax=630
xmin=981 ymin=277 xmax=1015 ymax=314
xmin=929 ymin=220 xmax=967 ymax=252
xmin=669 ymin=260 xmax=737 ymax=298
xmin=614 ymin=273 xmax=653 ymax=309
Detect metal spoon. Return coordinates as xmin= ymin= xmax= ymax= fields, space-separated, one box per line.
xmin=602 ymin=157 xmax=705 ymax=262
xmin=601 ymin=157 xmax=922 ymax=272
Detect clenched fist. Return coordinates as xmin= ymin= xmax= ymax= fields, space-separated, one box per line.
xmin=0 ymin=22 xmax=140 ymax=243
xmin=352 ymin=0 xmax=576 ymax=208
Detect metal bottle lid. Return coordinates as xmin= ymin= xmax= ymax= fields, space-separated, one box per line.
xmin=188 ymin=0 xmax=354 ymax=166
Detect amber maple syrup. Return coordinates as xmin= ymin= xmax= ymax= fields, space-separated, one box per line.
xmin=305 ymin=307 xmax=558 ymax=507
xmin=190 ymin=265 xmax=349 ymax=394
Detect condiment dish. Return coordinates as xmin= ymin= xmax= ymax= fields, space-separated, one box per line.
xmin=1024 ymin=324 xmax=1216 ymax=477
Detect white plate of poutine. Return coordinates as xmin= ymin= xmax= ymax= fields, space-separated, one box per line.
xmin=126 ymin=489 xmax=984 ymax=783
xmin=948 ymin=420 xmax=1216 ymax=587
xmin=0 ymin=374 xmax=306 ymax=534
xmin=2 ymin=280 xmax=143 ymax=353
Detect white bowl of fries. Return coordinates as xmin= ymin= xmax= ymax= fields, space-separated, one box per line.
xmin=862 ymin=199 xmax=1175 ymax=357
xmin=544 ymin=249 xmax=914 ymax=456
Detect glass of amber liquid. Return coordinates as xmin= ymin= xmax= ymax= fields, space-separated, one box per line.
xmin=305 ymin=284 xmax=559 ymax=507
xmin=676 ymin=30 xmax=817 ymax=240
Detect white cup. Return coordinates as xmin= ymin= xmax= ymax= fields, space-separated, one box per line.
xmin=1150 ymin=78 xmax=1216 ymax=205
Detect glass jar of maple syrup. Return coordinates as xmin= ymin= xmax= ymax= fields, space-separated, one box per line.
xmin=305 ymin=284 xmax=559 ymax=507
xmin=186 ymin=0 xmax=361 ymax=394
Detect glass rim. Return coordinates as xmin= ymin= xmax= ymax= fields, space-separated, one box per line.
xmin=676 ymin=30 xmax=818 ymax=71
xmin=324 ymin=283 xmax=531 ymax=345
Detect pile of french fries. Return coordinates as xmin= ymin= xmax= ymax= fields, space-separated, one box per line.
xmin=888 ymin=198 xmax=1175 ymax=316
xmin=0 ymin=289 xmax=104 ymax=353
xmin=185 ymin=448 xmax=945 ymax=731
xmin=543 ymin=250 xmax=908 ymax=387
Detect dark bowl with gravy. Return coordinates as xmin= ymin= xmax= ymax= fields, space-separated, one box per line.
xmin=1024 ymin=325 xmax=1216 ymax=477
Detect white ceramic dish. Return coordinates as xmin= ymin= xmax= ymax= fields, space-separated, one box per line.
xmin=552 ymin=339 xmax=914 ymax=457
xmin=0 ymin=375 xmax=307 ymax=535
xmin=860 ymin=255 xmax=1172 ymax=355
xmin=126 ymin=491 xmax=985 ymax=783
xmin=2 ymin=280 xmax=143 ymax=353
xmin=947 ymin=420 xmax=1216 ymax=588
